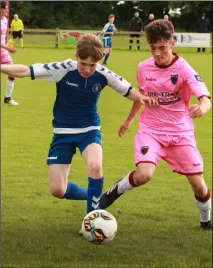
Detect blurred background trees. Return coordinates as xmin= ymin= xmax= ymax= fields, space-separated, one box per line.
xmin=9 ymin=1 xmax=212 ymax=31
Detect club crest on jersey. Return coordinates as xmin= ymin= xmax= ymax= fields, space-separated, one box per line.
xmin=141 ymin=146 xmax=149 ymax=155
xmin=194 ymin=75 xmax=203 ymax=82
xmin=171 ymin=75 xmax=178 ymax=85
xmin=92 ymin=83 xmax=102 ymax=93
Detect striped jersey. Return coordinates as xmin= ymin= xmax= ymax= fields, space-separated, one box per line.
xmin=29 ymin=59 xmax=132 ymax=134
xmin=102 ymin=23 xmax=116 ymax=38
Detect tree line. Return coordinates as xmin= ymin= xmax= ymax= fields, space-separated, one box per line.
xmin=9 ymin=1 xmax=212 ymax=31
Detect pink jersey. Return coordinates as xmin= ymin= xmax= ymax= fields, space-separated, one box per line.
xmin=137 ymin=54 xmax=210 ymax=135
xmin=1 ymin=16 xmax=12 ymax=63
xmin=1 ymin=16 xmax=8 ymax=47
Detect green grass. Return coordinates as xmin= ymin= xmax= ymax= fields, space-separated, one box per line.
xmin=1 ymin=48 xmax=212 ymax=268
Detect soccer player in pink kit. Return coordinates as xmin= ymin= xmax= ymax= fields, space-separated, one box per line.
xmin=99 ymin=19 xmax=212 ymax=230
xmin=1 ymin=1 xmax=19 ymax=106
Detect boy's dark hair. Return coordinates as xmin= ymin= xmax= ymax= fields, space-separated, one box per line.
xmin=76 ymin=34 xmax=103 ymax=62
xmin=145 ymin=19 xmax=174 ymax=44
xmin=1 ymin=1 xmax=7 ymax=9
xmin=108 ymin=14 xmax=115 ymax=19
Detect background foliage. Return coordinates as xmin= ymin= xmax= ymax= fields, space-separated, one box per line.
xmin=9 ymin=1 xmax=212 ymax=31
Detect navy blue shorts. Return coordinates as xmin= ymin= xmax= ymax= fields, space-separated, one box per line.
xmin=47 ymin=129 xmax=102 ymax=165
xmin=103 ymin=37 xmax=112 ymax=48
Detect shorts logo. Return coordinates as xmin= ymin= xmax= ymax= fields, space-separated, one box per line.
xmin=194 ymin=75 xmax=203 ymax=82
xmin=171 ymin=75 xmax=178 ymax=85
xmin=92 ymin=83 xmax=102 ymax=93
xmin=193 ymin=163 xmax=201 ymax=167
xmin=141 ymin=146 xmax=149 ymax=155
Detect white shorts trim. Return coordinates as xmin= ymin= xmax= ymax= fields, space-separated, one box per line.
xmin=53 ymin=126 xmax=101 ymax=134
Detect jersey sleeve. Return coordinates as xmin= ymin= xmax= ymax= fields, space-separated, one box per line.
xmin=29 ymin=59 xmax=73 ymax=82
xmin=21 ymin=20 xmax=24 ymax=30
xmin=137 ymin=63 xmax=145 ymax=93
xmin=183 ymin=61 xmax=211 ymax=99
xmin=10 ymin=20 xmax=14 ymax=31
xmin=99 ymin=66 xmax=132 ymax=96
xmin=102 ymin=24 xmax=109 ymax=33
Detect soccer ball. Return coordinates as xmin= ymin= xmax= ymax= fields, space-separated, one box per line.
xmin=81 ymin=209 xmax=117 ymax=244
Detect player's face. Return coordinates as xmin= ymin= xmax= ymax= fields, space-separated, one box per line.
xmin=77 ymin=57 xmax=99 ymax=78
xmin=109 ymin=17 xmax=115 ymax=24
xmin=149 ymin=39 xmax=174 ymax=66
xmin=1 ymin=6 xmax=8 ymax=17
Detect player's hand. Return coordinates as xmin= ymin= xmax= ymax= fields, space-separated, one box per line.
xmin=189 ymin=104 xmax=203 ymax=118
xmin=140 ymin=95 xmax=159 ymax=106
xmin=7 ymin=47 xmax=17 ymax=53
xmin=118 ymin=120 xmax=132 ymax=137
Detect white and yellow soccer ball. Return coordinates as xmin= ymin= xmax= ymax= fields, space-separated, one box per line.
xmin=81 ymin=209 xmax=117 ymax=244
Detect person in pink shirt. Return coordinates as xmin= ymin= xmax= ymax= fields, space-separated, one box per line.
xmin=99 ymin=19 xmax=212 ymax=230
xmin=1 ymin=0 xmax=19 ymax=106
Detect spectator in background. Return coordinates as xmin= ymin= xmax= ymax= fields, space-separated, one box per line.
xmin=8 ymin=14 xmax=24 ymax=48
xmin=128 ymin=11 xmax=143 ymax=51
xmin=163 ymin=14 xmax=169 ymax=21
xmin=197 ymin=13 xmax=210 ymax=52
xmin=163 ymin=14 xmax=174 ymax=29
xmin=144 ymin=13 xmax=155 ymax=28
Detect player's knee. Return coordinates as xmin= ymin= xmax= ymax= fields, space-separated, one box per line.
xmin=87 ymin=161 xmax=102 ymax=177
xmin=134 ymin=170 xmax=153 ymax=185
xmin=193 ymin=183 xmax=208 ymax=197
xmin=49 ymin=183 xmax=65 ymax=198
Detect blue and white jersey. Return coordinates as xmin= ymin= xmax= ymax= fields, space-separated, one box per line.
xmin=29 ymin=59 xmax=132 ymax=134
xmin=102 ymin=23 xmax=116 ymax=38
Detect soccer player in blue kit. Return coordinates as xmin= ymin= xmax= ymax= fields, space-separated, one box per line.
xmin=102 ymin=14 xmax=117 ymax=65
xmin=1 ymin=34 xmax=157 ymax=230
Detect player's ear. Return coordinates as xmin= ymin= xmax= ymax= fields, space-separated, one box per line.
xmin=171 ymin=39 xmax=175 ymax=48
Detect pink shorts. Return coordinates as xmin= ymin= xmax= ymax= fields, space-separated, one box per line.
xmin=1 ymin=49 xmax=12 ymax=64
xmin=134 ymin=131 xmax=203 ymax=175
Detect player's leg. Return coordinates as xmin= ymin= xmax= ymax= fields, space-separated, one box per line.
xmin=19 ymin=31 xmax=24 ymax=48
xmin=165 ymin=135 xmax=212 ymax=230
xmin=202 ymin=47 xmax=206 ymax=52
xmin=99 ymin=132 xmax=163 ymax=209
xmin=47 ymin=134 xmax=87 ymax=200
xmin=187 ymin=174 xmax=212 ymax=230
xmin=80 ymin=130 xmax=103 ymax=213
xmin=129 ymin=34 xmax=133 ymax=50
xmin=103 ymin=46 xmax=111 ymax=65
xmin=136 ymin=34 xmax=140 ymax=50
xmin=197 ymin=47 xmax=201 ymax=52
xmin=102 ymin=38 xmax=108 ymax=64
xmin=1 ymin=58 xmax=19 ymax=106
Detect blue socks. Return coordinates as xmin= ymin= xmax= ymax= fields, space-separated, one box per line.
xmin=63 ymin=182 xmax=87 ymax=200
xmin=103 ymin=54 xmax=110 ymax=64
xmin=62 ymin=178 xmax=104 ymax=214
xmin=87 ymin=177 xmax=104 ymax=213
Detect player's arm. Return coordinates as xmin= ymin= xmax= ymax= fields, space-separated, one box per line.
xmin=102 ymin=24 xmax=108 ymax=35
xmin=10 ymin=20 xmax=14 ymax=32
xmin=189 ymin=96 xmax=211 ymax=118
xmin=106 ymin=70 xmax=156 ymax=105
xmin=184 ymin=62 xmax=211 ymax=118
xmin=1 ymin=64 xmax=30 ymax=77
xmin=1 ymin=44 xmax=17 ymax=53
xmin=20 ymin=20 xmax=24 ymax=33
xmin=118 ymin=100 xmax=142 ymax=137
xmin=1 ymin=59 xmax=72 ymax=81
